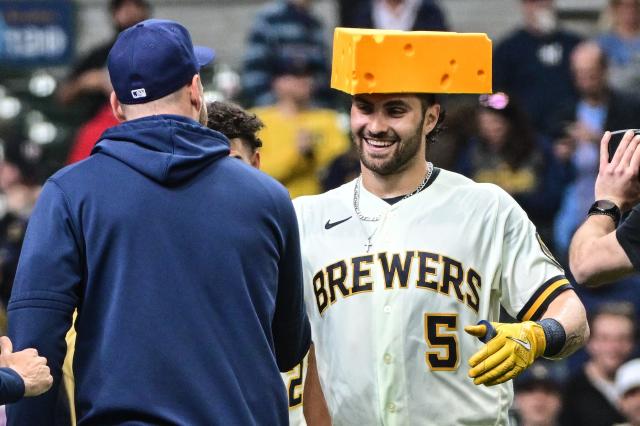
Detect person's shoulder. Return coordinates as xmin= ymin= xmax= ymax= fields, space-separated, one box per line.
xmin=556 ymin=28 xmax=583 ymax=44
xmin=36 ymin=155 xmax=113 ymax=204
xmin=610 ymin=89 xmax=640 ymax=109
xmin=225 ymin=157 xmax=289 ymax=196
xmin=303 ymin=108 xmax=347 ymax=125
xmin=558 ymin=28 xmax=585 ymax=43
xmin=495 ymin=28 xmax=528 ymax=48
xmin=47 ymin=155 xmax=106 ymax=187
xmin=596 ymin=32 xmax=618 ymax=46
xmin=436 ymin=169 xmax=514 ymax=206
xmin=293 ymin=180 xmax=354 ymax=213
xmin=436 ymin=168 xmax=495 ymax=192
xmin=217 ymin=159 xmax=297 ymax=217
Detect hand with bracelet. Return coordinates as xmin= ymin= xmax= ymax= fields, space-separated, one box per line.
xmin=593 ymin=129 xmax=640 ymax=214
xmin=465 ymin=319 xmax=566 ymax=386
xmin=570 ymin=129 xmax=640 ymax=285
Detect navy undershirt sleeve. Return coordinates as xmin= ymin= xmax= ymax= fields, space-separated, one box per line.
xmin=0 ymin=368 xmax=25 ymax=404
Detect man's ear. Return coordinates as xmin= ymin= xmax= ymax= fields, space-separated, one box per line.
xmin=252 ymin=151 xmax=261 ymax=169
xmin=189 ymin=74 xmax=203 ymax=111
xmin=110 ymin=91 xmax=126 ymax=122
xmin=422 ymin=103 xmax=441 ymax=135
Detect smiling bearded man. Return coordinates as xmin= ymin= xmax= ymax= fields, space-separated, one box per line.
xmin=293 ymin=28 xmax=589 ymax=426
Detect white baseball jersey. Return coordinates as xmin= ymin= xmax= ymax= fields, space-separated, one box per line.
xmin=293 ymin=169 xmax=570 ymax=426
xmin=281 ymin=355 xmax=308 ymax=426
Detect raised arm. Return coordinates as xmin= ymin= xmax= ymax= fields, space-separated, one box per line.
xmin=570 ymin=130 xmax=640 ymax=285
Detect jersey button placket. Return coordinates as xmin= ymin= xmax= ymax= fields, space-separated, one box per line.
xmin=375 ymin=264 xmax=404 ymax=424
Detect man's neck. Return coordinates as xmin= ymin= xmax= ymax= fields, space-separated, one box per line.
xmin=582 ymin=91 xmax=607 ymax=107
xmin=617 ymin=25 xmax=640 ymax=39
xmin=361 ymin=159 xmax=428 ymax=198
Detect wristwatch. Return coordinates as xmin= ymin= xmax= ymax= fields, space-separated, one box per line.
xmin=588 ymin=200 xmax=621 ymax=226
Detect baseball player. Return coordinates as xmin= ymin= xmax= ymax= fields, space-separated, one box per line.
xmin=206 ymin=100 xmax=263 ymax=168
xmin=296 ymin=28 xmax=589 ymax=425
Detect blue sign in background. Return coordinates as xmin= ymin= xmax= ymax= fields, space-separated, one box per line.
xmin=0 ymin=0 xmax=75 ymax=67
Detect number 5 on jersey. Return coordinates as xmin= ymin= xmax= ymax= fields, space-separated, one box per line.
xmin=424 ymin=314 xmax=459 ymax=371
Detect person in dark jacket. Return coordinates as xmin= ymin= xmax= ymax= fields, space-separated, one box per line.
xmin=493 ymin=0 xmax=582 ymax=134
xmin=340 ymin=0 xmax=448 ymax=31
xmin=241 ymin=0 xmax=332 ymax=108
xmin=0 ymin=336 xmax=52 ymax=404
xmin=7 ymin=19 xmax=310 ymax=426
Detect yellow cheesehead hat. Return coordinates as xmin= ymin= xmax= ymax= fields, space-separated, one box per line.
xmin=331 ymin=28 xmax=492 ymax=95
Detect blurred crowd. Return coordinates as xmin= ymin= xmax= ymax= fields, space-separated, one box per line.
xmin=2 ymin=0 xmax=640 ymax=424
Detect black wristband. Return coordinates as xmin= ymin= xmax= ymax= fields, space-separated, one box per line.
xmin=537 ymin=318 xmax=566 ymax=357
xmin=588 ymin=200 xmax=621 ymax=227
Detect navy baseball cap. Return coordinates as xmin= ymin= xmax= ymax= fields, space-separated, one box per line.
xmin=108 ymin=19 xmax=215 ymax=105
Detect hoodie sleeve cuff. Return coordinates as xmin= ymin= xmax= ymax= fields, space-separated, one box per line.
xmin=0 ymin=367 xmax=25 ymax=404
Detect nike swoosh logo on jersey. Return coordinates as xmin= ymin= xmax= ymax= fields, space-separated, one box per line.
xmin=325 ymin=216 xmax=352 ymax=230
xmin=506 ymin=336 xmax=531 ymax=351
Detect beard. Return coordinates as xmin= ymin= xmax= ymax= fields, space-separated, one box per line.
xmin=354 ymin=118 xmax=425 ymax=176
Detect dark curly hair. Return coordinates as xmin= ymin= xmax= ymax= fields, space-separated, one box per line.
xmin=206 ymin=101 xmax=264 ymax=151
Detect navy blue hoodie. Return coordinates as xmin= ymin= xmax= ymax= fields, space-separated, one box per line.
xmin=7 ymin=115 xmax=310 ymax=425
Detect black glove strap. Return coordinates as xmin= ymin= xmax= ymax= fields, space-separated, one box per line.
xmin=537 ymin=318 xmax=566 ymax=357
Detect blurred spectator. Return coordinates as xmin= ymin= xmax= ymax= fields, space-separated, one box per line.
xmin=207 ymin=101 xmax=264 ymax=168
xmin=493 ymin=0 xmax=582 ymax=134
xmin=66 ymin=104 xmax=119 ymax=165
xmin=340 ymin=0 xmax=448 ymax=31
xmin=241 ymin=0 xmax=332 ymax=108
xmin=561 ymin=302 xmax=635 ymax=426
xmin=57 ymin=0 xmax=151 ymax=113
xmin=59 ymin=0 xmax=151 ymax=165
xmin=455 ymin=92 xmax=572 ymax=249
xmin=321 ymin=144 xmax=359 ymax=191
xmin=252 ymin=57 xmax=350 ymax=198
xmin=553 ymin=41 xmax=640 ymax=255
xmin=597 ymin=0 xmax=640 ymax=100
xmin=616 ymin=359 xmax=640 ymax=426
xmin=513 ymin=363 xmax=564 ymax=426
xmin=0 ymin=158 xmax=41 ymax=308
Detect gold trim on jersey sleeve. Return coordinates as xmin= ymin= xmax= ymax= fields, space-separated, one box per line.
xmin=518 ymin=276 xmax=572 ymax=322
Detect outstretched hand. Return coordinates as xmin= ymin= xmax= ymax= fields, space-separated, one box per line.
xmin=595 ymin=130 xmax=640 ymax=213
xmin=465 ymin=321 xmax=546 ymax=386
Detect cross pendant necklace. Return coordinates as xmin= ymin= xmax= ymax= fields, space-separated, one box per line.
xmin=365 ymin=236 xmax=373 ymax=253
xmin=363 ymin=226 xmax=378 ymax=253
xmin=354 ymin=162 xmax=433 ymax=254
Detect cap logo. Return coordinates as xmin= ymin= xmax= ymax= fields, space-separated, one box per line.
xmin=131 ymin=88 xmax=147 ymax=99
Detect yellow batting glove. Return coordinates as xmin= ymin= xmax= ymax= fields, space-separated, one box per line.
xmin=464 ymin=320 xmax=546 ymax=386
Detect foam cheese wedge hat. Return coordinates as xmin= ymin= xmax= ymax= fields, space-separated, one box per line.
xmin=331 ymin=28 xmax=492 ymax=95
